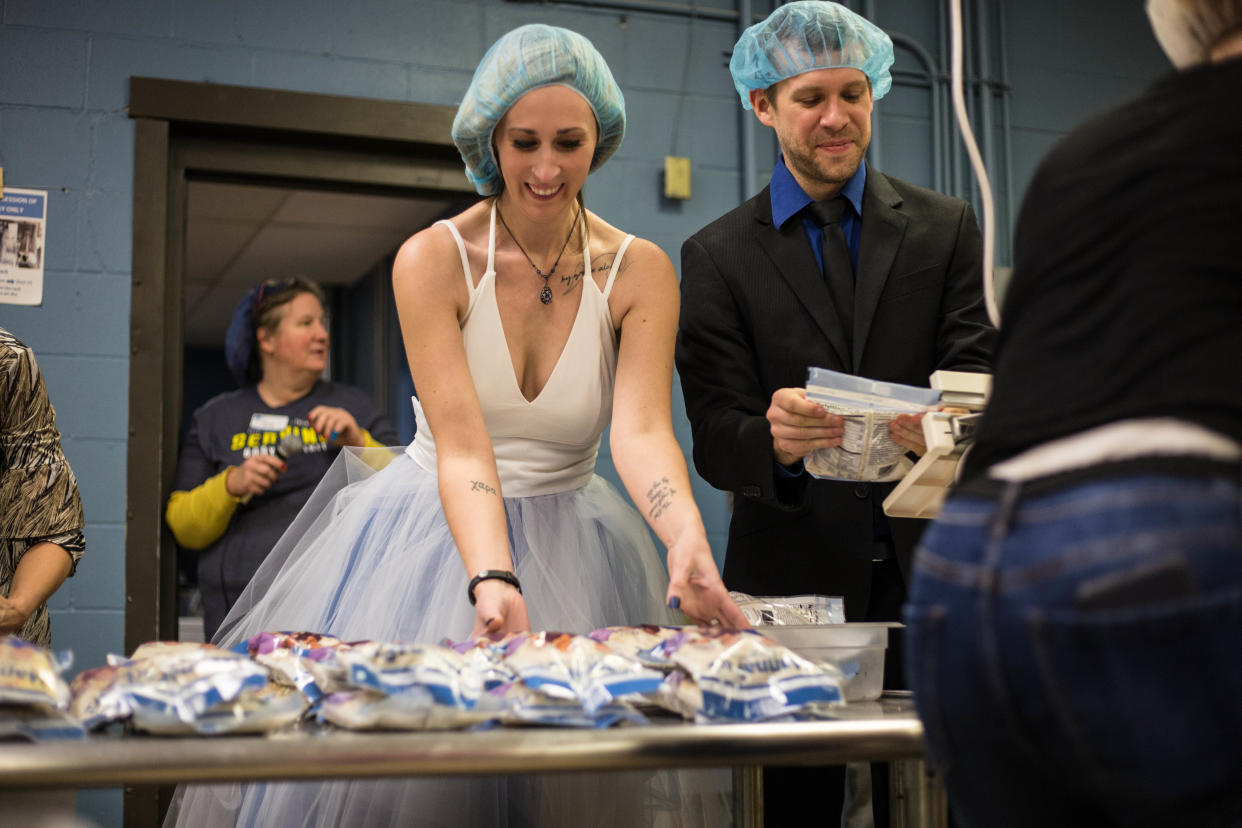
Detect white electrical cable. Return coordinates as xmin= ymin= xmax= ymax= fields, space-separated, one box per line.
xmin=949 ymin=0 xmax=1001 ymax=328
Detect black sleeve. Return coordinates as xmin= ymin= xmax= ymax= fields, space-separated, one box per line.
xmin=934 ymin=202 xmax=997 ymax=373
xmin=676 ymin=236 xmax=809 ymax=511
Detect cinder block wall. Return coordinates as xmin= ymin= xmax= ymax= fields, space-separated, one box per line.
xmin=0 ymin=2 xmax=1166 ymax=823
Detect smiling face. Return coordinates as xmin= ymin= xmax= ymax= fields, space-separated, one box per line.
xmin=257 ymin=290 xmax=329 ymax=378
xmin=751 ymin=66 xmax=873 ymax=201
xmin=493 ymin=85 xmax=599 ymax=215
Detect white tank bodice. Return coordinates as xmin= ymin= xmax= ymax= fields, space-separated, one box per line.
xmin=406 ymin=204 xmax=635 ymax=497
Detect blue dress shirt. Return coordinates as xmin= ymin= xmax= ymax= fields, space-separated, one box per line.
xmin=769 ymin=155 xmax=866 ymax=273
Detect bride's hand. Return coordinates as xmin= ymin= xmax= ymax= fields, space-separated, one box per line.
xmin=665 ymin=535 xmax=749 ymax=629
xmin=470 ymin=580 xmax=531 ymax=638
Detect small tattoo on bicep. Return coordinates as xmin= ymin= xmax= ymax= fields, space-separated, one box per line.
xmin=470 ymin=480 xmax=498 ymax=496
xmin=646 ymin=476 xmax=676 ymax=521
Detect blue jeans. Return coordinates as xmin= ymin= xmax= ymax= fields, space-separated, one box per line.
xmin=904 ymin=464 xmax=1242 ymax=828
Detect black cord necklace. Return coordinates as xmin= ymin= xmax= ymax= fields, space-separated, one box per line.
xmin=496 ymin=205 xmax=580 ymax=305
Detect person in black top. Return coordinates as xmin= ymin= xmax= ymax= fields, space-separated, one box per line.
xmin=166 ymin=278 xmax=398 ymax=640
xmin=904 ymin=2 xmax=1242 ymax=825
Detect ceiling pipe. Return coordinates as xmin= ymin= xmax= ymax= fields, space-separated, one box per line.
xmin=996 ymin=0 xmax=1017 ymax=263
xmin=860 ymin=0 xmax=883 ymax=172
xmin=738 ymin=0 xmax=759 ymax=202
xmin=511 ymin=0 xmax=742 ymax=20
xmin=887 ymin=31 xmax=945 ymax=196
xmin=975 ymin=0 xmax=997 ymax=236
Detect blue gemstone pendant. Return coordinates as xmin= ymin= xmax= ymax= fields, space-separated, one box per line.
xmin=540 ymin=285 xmax=553 ymax=304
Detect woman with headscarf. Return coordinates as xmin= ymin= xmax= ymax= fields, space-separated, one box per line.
xmin=171 ymin=23 xmax=743 ymax=827
xmin=166 ymin=277 xmax=398 ymax=640
xmin=903 ymin=2 xmax=1242 ymax=825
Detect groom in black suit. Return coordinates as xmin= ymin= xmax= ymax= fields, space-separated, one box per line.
xmin=677 ymin=2 xmax=994 ymax=823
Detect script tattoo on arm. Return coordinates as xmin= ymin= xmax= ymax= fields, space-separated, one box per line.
xmin=470 ymin=480 xmax=498 ymax=496
xmin=559 ymin=254 xmax=615 ymax=295
xmin=646 ymin=476 xmax=676 ymax=521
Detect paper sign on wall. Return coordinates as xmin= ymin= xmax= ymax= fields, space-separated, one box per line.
xmin=0 ymin=188 xmax=49 ymax=306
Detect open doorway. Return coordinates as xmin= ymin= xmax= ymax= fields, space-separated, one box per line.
xmin=175 ymin=178 xmax=461 ymax=641
xmin=127 ymin=77 xmax=476 ymax=826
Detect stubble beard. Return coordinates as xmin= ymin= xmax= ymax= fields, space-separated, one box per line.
xmin=786 ymin=140 xmax=863 ymax=193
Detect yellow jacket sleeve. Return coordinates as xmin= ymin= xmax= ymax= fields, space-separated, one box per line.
xmin=359 ymin=429 xmax=398 ymax=471
xmin=165 ymin=468 xmax=240 ymax=550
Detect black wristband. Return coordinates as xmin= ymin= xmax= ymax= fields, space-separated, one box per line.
xmin=467 ymin=569 xmax=522 ymax=606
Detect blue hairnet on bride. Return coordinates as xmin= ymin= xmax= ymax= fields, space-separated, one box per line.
xmin=451 ymin=24 xmax=626 ymax=196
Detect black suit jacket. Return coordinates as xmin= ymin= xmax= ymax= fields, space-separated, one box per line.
xmin=676 ymin=166 xmax=994 ymax=619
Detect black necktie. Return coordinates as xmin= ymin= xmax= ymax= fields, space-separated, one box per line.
xmin=806 ymin=197 xmax=855 ymax=364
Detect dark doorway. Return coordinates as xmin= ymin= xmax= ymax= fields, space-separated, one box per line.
xmin=126 ymin=77 xmax=476 ymax=826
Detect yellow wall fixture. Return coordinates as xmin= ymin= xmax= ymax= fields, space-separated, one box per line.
xmin=664 ymin=156 xmax=691 ymax=200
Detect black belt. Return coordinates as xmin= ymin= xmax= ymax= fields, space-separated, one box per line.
xmin=958 ymin=455 xmax=1242 ymax=500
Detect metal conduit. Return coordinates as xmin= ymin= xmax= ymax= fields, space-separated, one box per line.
xmin=861 ymin=0 xmax=883 ymax=171
xmin=739 ymin=0 xmax=757 ymax=201
xmin=996 ymin=0 xmax=1017 ymax=264
xmin=938 ymin=1 xmax=963 ymax=201
xmin=886 ymin=32 xmax=945 ymax=197
xmin=975 ymin=0 xmax=996 ymax=192
xmin=963 ymin=0 xmax=979 ymax=219
xmin=541 ymin=0 xmax=742 ymax=20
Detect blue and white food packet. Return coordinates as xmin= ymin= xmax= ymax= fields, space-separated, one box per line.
xmin=339 ymin=640 xmax=486 ymax=710
xmin=447 ymin=635 xmax=521 ymax=691
xmin=0 ymin=635 xmax=72 ymax=710
xmin=131 ymin=682 xmax=306 ymax=735
xmin=238 ymin=631 xmax=355 ymax=702
xmin=111 ymin=642 xmax=305 ymax=735
xmin=0 ymin=637 xmax=83 ymax=741
xmin=803 ymin=367 xmax=940 ymax=482
xmin=318 ymin=687 xmax=503 ymax=731
xmin=497 ymin=680 xmax=647 ymax=729
xmin=587 ymin=625 xmax=684 ymax=667
xmin=646 ymin=629 xmax=844 ymax=723
xmin=501 ymin=632 xmax=664 ymax=714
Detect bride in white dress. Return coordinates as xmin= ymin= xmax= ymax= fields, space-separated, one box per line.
xmin=169 ymin=23 xmax=746 ymax=828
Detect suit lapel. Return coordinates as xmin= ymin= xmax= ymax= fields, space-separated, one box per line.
xmin=853 ymin=167 xmax=908 ymax=372
xmin=752 ymin=190 xmax=852 ymax=368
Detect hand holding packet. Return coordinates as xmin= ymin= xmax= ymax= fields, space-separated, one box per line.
xmin=803 ymin=367 xmax=940 ymax=482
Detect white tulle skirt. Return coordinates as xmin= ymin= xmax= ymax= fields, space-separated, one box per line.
xmin=167 ymin=449 xmax=730 ymax=828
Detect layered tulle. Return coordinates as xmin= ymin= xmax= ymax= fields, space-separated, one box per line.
xmin=168 ymin=449 xmax=730 ymax=827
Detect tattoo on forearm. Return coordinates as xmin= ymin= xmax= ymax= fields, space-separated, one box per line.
xmin=470 ymin=480 xmax=498 ymax=496
xmin=646 ymin=476 xmax=676 ymax=521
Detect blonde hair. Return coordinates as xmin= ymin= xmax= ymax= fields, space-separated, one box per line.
xmin=1147 ymin=0 xmax=1242 ymax=66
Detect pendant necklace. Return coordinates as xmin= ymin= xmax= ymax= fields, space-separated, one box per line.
xmin=496 ymin=205 xmax=580 ymax=305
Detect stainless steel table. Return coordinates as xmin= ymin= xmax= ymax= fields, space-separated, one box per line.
xmin=0 ymin=696 xmax=945 ymax=827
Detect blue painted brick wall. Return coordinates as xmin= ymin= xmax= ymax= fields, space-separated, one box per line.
xmin=0 ymin=3 xmax=1167 ymax=824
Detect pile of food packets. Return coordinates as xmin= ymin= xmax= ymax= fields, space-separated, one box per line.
xmin=1 ymin=624 xmax=846 ymax=740
xmin=605 ymin=625 xmax=845 ymax=723
xmin=0 ymin=636 xmax=83 ymax=740
xmin=70 ymin=641 xmax=304 ymax=736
